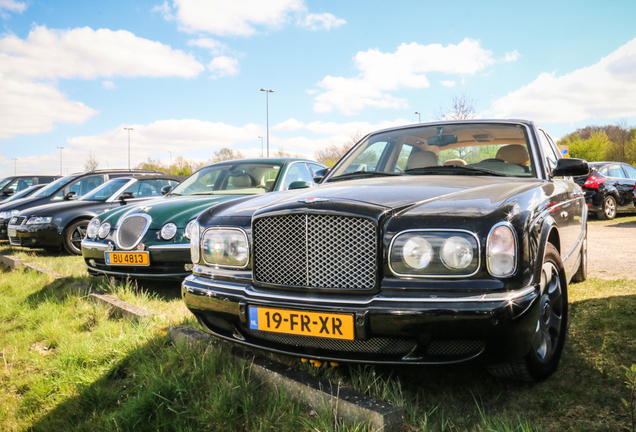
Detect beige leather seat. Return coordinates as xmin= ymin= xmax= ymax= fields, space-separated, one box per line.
xmin=228 ymin=174 xmax=252 ymax=188
xmin=405 ymin=150 xmax=439 ymax=170
xmin=443 ymin=158 xmax=467 ymax=166
xmin=496 ymin=145 xmax=529 ymax=165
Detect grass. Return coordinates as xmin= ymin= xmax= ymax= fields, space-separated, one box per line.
xmin=0 ymin=244 xmax=635 ymax=431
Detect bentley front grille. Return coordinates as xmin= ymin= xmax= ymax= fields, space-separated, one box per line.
xmin=253 ymin=214 xmax=377 ymax=290
xmin=117 ymin=215 xmax=150 ymax=250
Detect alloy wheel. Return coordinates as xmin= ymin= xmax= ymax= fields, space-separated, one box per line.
xmin=533 ymin=261 xmax=564 ymax=363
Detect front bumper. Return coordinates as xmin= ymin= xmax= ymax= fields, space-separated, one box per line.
xmin=81 ymin=239 xmax=191 ymax=279
xmin=9 ymin=224 xmax=59 ymax=248
xmin=182 ymin=274 xmax=540 ymax=365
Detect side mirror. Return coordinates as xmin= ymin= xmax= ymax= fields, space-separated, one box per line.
xmin=552 ymin=158 xmax=589 ymax=177
xmin=313 ymin=168 xmax=330 ymax=183
xmin=288 ymin=181 xmax=311 ymax=190
xmin=119 ymin=191 xmax=135 ymax=201
xmin=2 ymin=190 xmax=14 ymax=196
xmin=64 ymin=191 xmax=77 ymax=200
xmin=161 ymin=185 xmax=173 ymax=195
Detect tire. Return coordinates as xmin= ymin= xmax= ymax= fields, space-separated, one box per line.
xmin=571 ymin=234 xmax=587 ymax=283
xmin=489 ymin=244 xmax=568 ymax=382
xmin=62 ymin=220 xmax=89 ymax=255
xmin=596 ymin=195 xmax=617 ymax=220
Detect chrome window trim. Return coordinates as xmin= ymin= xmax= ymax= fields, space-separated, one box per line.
xmin=486 ymin=221 xmax=518 ymax=278
xmin=279 ymin=161 xmax=313 ymax=191
xmin=103 ymin=178 xmax=136 ymax=203
xmin=200 ymin=226 xmax=250 ymax=269
xmin=115 ymin=213 xmax=152 ymax=250
xmin=388 ymin=229 xmax=481 ymax=278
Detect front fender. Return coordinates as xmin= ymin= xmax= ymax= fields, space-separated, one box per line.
xmin=534 ymin=215 xmax=560 ymax=284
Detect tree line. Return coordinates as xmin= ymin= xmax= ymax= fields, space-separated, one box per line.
xmin=557 ymin=122 xmax=636 ymax=165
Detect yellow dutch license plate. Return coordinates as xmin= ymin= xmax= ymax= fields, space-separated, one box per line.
xmin=248 ymin=306 xmax=354 ymax=340
xmin=105 ymin=251 xmax=150 ymax=266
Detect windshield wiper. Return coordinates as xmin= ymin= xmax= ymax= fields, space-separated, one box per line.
xmin=328 ymin=171 xmax=402 ymax=181
xmin=405 ymin=165 xmax=510 ymax=177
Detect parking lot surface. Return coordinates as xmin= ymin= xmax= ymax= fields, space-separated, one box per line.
xmin=587 ymin=217 xmax=636 ymax=279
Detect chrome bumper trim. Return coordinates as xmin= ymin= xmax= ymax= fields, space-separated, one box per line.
xmin=147 ymin=244 xmax=189 ymax=250
xmin=88 ymin=266 xmax=189 ymax=278
xmin=184 ymin=275 xmax=537 ymax=305
xmin=81 ymin=240 xmax=109 ymax=251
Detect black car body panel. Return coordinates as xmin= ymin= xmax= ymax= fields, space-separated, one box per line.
xmin=181 ymin=120 xmax=587 ymax=379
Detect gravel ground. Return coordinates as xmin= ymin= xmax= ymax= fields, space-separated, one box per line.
xmin=587 ymin=216 xmax=636 ymax=279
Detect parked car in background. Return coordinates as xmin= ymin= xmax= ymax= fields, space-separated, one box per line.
xmin=0 ymin=169 xmax=163 ymax=241
xmin=183 ymin=120 xmax=589 ymax=382
xmin=0 ymin=175 xmax=59 ymax=201
xmin=8 ymin=175 xmax=183 ymax=255
xmin=81 ymin=158 xmax=326 ymax=280
xmin=0 ymin=185 xmax=46 ymax=238
xmin=574 ymin=161 xmax=636 ymax=220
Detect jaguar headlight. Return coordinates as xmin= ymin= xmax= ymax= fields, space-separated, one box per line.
xmin=86 ymin=218 xmax=100 ymax=239
xmin=26 ymin=216 xmax=52 ymax=225
xmin=190 ymin=221 xmax=200 ymax=263
xmin=0 ymin=209 xmax=19 ymax=219
xmin=98 ymin=222 xmax=111 ymax=239
xmin=390 ymin=230 xmax=479 ymax=276
xmin=184 ymin=220 xmax=196 ymax=240
xmin=161 ymin=222 xmax=177 ymax=240
xmin=201 ymin=228 xmax=248 ymax=268
xmin=487 ymin=223 xmax=517 ymax=277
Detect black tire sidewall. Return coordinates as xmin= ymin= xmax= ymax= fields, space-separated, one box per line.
xmin=63 ymin=220 xmax=89 ymax=255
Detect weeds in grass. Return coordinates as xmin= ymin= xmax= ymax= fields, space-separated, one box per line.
xmin=624 ymin=365 xmax=636 ymax=432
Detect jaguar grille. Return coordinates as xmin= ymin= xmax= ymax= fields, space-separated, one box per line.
xmin=253 ymin=214 xmax=377 ymax=290
xmin=117 ymin=215 xmax=150 ymax=249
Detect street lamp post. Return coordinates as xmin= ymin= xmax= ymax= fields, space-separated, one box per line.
xmin=168 ymin=151 xmax=173 ymax=174
xmin=12 ymin=158 xmax=17 ymax=176
xmin=260 ymin=89 xmax=274 ymax=157
xmin=124 ymin=127 xmax=134 ymax=170
xmin=258 ymin=136 xmax=263 ymax=157
xmin=56 ymin=147 xmax=64 ymax=175
xmin=415 ymin=111 xmax=421 ymax=123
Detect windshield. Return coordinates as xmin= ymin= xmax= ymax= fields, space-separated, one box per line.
xmin=3 ymin=185 xmax=43 ymax=202
xmin=170 ymin=162 xmax=282 ymax=196
xmin=0 ymin=178 xmax=13 ymax=189
xmin=81 ymin=178 xmax=130 ymax=201
xmin=330 ymin=123 xmax=535 ymax=180
xmin=32 ymin=175 xmax=78 ymax=197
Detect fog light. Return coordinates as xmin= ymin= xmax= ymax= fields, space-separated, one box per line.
xmin=184 ymin=264 xmax=193 ymax=271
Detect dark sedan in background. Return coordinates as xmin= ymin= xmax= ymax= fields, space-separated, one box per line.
xmin=574 ymin=161 xmax=636 ymax=220
xmin=8 ymin=175 xmax=182 ymax=254
xmin=0 ymin=175 xmax=58 ymax=201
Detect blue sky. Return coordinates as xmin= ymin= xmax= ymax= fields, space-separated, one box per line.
xmin=1 ymin=0 xmax=636 ymax=178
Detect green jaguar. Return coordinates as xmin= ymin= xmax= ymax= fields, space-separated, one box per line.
xmin=81 ymin=158 xmax=326 ymax=280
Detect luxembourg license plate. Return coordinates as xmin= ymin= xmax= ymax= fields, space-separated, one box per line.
xmin=105 ymin=251 xmax=150 ymax=266
xmin=248 ymin=306 xmax=354 ymax=340
xmin=8 ymin=228 xmax=16 ymax=237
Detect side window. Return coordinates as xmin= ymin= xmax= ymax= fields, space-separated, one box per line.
xmin=538 ymin=130 xmax=559 ymax=172
xmin=308 ymin=163 xmax=325 ymax=177
xmin=344 ymin=141 xmax=388 ymax=173
xmin=597 ymin=166 xmax=609 ymax=176
xmin=395 ymin=144 xmax=416 ymax=172
xmin=283 ymin=164 xmax=313 ymax=189
xmin=127 ymin=179 xmax=179 ymax=198
xmin=608 ymin=165 xmax=625 ymax=178
xmin=622 ymin=164 xmax=636 ymax=180
xmin=9 ymin=178 xmax=34 ymax=193
xmin=53 ymin=175 xmax=104 ymax=200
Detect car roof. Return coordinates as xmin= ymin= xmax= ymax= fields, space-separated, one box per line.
xmin=208 ymin=158 xmax=325 ymax=167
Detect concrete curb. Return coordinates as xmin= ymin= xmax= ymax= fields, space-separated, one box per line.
xmin=23 ymin=262 xmax=66 ymax=279
xmin=0 ymin=254 xmax=24 ymax=269
xmin=169 ymin=326 xmax=404 ymax=431
xmin=90 ymin=293 xmax=153 ymax=321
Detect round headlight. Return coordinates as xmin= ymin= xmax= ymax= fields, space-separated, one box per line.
xmin=86 ymin=219 xmax=100 ymax=239
xmin=440 ymin=236 xmax=474 ymax=269
xmin=487 ymin=224 xmax=516 ymax=277
xmin=201 ymin=228 xmax=249 ymax=267
xmin=161 ymin=222 xmax=178 ymax=240
xmin=184 ymin=220 xmax=196 ymax=239
xmin=402 ymin=237 xmax=433 ymax=269
xmin=98 ymin=222 xmax=111 ymax=239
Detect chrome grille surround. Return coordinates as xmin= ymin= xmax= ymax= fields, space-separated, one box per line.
xmin=9 ymin=216 xmax=26 ymax=226
xmin=253 ymin=214 xmax=377 ymax=290
xmin=116 ymin=213 xmax=151 ymax=250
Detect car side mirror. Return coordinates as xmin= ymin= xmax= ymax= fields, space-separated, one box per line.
xmin=119 ymin=191 xmax=135 ymax=201
xmin=288 ymin=181 xmax=311 ymax=190
xmin=313 ymin=168 xmax=330 ymax=183
xmin=2 ymin=190 xmax=14 ymax=196
xmin=552 ymin=158 xmax=589 ymax=177
xmin=161 ymin=185 xmax=173 ymax=195
xmin=64 ymin=191 xmax=77 ymax=200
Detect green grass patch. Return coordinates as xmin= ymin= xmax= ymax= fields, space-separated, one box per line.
xmin=1 ymin=245 xmax=635 ymax=430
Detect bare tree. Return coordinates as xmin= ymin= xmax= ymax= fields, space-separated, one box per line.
xmin=315 ymin=131 xmax=366 ymax=167
xmin=274 ymin=147 xmax=305 ymax=158
xmin=135 ymin=156 xmax=166 ymax=172
xmin=434 ymin=93 xmax=477 ymax=120
xmin=84 ymin=151 xmax=99 ymax=171
xmin=210 ymin=148 xmax=245 ymax=163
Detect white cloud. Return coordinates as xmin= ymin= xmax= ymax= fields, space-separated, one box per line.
xmin=102 ymin=80 xmax=116 ymax=89
xmin=504 ymin=50 xmax=520 ymax=62
xmin=0 ymin=0 xmax=26 ymax=17
xmin=490 ymin=38 xmax=636 ymax=123
xmin=0 ymin=25 xmax=205 ymax=80
xmin=300 ymin=13 xmax=345 ymax=30
xmin=207 ymin=56 xmax=240 ymax=78
xmin=0 ymin=74 xmax=97 ymax=139
xmin=151 ymin=1 xmax=174 ymax=21
xmin=441 ymin=80 xmax=456 ymax=87
xmin=188 ymin=37 xmax=230 ymax=55
xmin=313 ymin=39 xmax=495 ymax=115
xmin=168 ymin=0 xmax=305 ymax=36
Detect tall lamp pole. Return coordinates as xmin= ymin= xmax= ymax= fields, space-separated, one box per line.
xmin=168 ymin=151 xmax=173 ymax=174
xmin=124 ymin=127 xmax=134 ymax=170
xmin=12 ymin=158 xmax=17 ymax=176
xmin=415 ymin=111 xmax=421 ymax=123
xmin=260 ymin=89 xmax=274 ymax=157
xmin=258 ymin=136 xmax=263 ymax=157
xmin=56 ymin=147 xmax=64 ymax=175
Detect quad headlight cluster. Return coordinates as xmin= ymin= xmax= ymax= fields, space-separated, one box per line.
xmin=86 ymin=218 xmax=111 ymax=239
xmin=194 ymin=227 xmax=249 ymax=268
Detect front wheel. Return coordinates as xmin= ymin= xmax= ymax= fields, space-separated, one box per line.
xmin=489 ymin=244 xmax=568 ymax=382
xmin=597 ymin=195 xmax=617 ymax=220
xmin=62 ymin=220 xmax=89 ymax=255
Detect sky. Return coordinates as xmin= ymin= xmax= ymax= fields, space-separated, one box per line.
xmin=1 ymin=0 xmax=636 ymax=178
